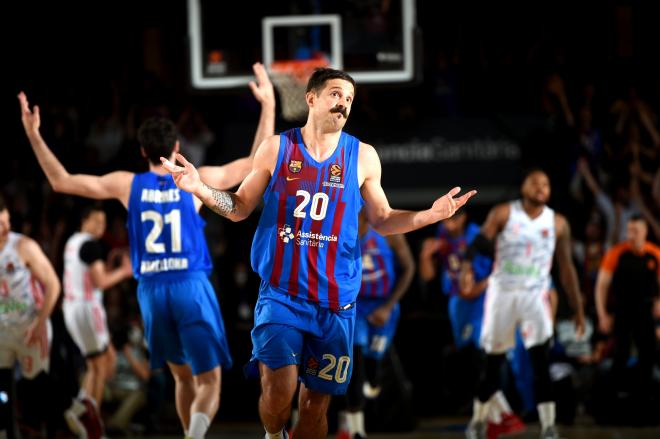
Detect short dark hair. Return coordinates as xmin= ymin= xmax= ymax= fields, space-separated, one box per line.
xmin=628 ymin=213 xmax=646 ymax=223
xmin=521 ymin=166 xmax=548 ymax=184
xmin=306 ymin=68 xmax=356 ymax=95
xmin=137 ymin=117 xmax=178 ymax=165
xmin=0 ymin=194 xmax=6 ymax=212
xmin=80 ymin=202 xmax=104 ymax=223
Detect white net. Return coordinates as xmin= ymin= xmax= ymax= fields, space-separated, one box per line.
xmin=271 ymin=72 xmax=309 ymax=122
xmin=270 ymin=59 xmax=329 ymax=122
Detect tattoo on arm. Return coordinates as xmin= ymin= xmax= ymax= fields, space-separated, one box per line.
xmin=203 ymin=183 xmax=237 ymax=217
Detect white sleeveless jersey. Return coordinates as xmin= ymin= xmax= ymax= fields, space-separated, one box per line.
xmin=63 ymin=232 xmax=102 ymax=303
xmin=0 ymin=232 xmax=42 ymax=325
xmin=490 ymin=200 xmax=556 ymax=294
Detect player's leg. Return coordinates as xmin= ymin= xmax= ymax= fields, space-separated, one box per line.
xmin=298 ymin=303 xmax=355 ymax=439
xmin=520 ymin=289 xmax=556 ymax=437
xmin=467 ymin=291 xmax=517 ymax=438
xmin=16 ymin=320 xmax=54 ymax=436
xmin=84 ymin=353 xmax=109 ymax=409
xmin=172 ymin=275 xmax=232 ymax=439
xmin=259 ymin=362 xmax=299 ymax=437
xmin=65 ymin=301 xmax=112 ymax=409
xmin=0 ymin=356 xmax=17 ymax=439
xmin=137 ymin=279 xmax=190 ymax=434
xmin=167 ymin=362 xmax=197 ymax=435
xmin=296 ymin=382 xmax=332 ymax=439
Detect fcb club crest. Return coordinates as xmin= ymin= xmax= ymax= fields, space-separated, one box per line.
xmin=329 ymin=164 xmax=342 ymax=183
xmin=289 ymin=160 xmax=303 ymax=174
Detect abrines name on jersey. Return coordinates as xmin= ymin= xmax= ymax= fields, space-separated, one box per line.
xmin=140 ymin=188 xmax=180 ymax=203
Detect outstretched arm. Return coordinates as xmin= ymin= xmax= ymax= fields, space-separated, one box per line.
xmin=18 ymin=92 xmax=133 ymax=207
xmin=161 ymin=135 xmax=279 ymax=221
xmin=198 ymin=62 xmax=276 ymax=190
xmin=18 ymin=237 xmax=61 ymax=347
xmin=359 ymin=143 xmax=476 ymax=235
xmin=555 ymin=214 xmax=585 ymax=336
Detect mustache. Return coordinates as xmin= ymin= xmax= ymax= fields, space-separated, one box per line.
xmin=330 ymin=106 xmax=347 ymax=118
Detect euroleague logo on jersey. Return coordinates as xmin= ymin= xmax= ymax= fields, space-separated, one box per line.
xmin=323 ymin=164 xmax=345 ymax=189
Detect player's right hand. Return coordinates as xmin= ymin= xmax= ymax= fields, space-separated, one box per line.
xmin=598 ymin=313 xmax=613 ymax=334
xmin=161 ymin=153 xmax=202 ymax=195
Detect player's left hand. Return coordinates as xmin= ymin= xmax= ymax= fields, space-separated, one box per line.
xmin=249 ymin=62 xmax=275 ymax=108
xmin=431 ymin=187 xmax=477 ymax=221
xmin=367 ymin=305 xmax=392 ymax=327
xmin=18 ymin=92 xmax=41 ymax=135
xmin=24 ymin=317 xmax=48 ymax=355
xmin=161 ymin=153 xmax=202 ymax=195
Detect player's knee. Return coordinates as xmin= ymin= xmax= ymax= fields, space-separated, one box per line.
xmin=260 ymin=386 xmax=293 ymax=413
xmin=298 ymin=394 xmax=330 ymax=424
xmin=169 ymin=363 xmax=194 ymax=384
xmin=193 ymin=367 xmax=221 ymax=389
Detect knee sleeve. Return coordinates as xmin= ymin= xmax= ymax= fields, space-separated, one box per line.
xmin=477 ymin=353 xmax=505 ymax=402
xmin=345 ymin=346 xmax=365 ymax=410
xmin=528 ymin=341 xmax=553 ymax=403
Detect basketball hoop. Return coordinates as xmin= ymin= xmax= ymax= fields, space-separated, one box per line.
xmin=270 ymin=59 xmax=329 ymax=122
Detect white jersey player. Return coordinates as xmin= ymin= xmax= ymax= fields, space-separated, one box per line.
xmin=481 ymin=199 xmax=556 ymax=353
xmin=0 ymin=197 xmax=60 ymax=437
xmin=461 ymin=169 xmax=585 ymax=439
xmin=62 ymin=205 xmax=132 ymax=435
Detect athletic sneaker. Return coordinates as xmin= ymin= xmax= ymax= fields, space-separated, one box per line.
xmin=79 ymin=398 xmax=103 ymax=439
xmin=487 ymin=412 xmax=526 ymax=438
xmin=465 ymin=420 xmax=486 ymax=439
xmin=263 ymin=429 xmax=289 ymax=439
xmin=540 ymin=425 xmax=559 ymax=439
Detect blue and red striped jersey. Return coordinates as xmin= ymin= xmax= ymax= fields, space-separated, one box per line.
xmin=358 ymin=229 xmax=397 ymax=299
xmin=251 ymin=128 xmax=364 ymax=310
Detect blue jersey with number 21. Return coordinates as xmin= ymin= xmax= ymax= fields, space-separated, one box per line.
xmin=127 ymin=172 xmax=212 ymax=279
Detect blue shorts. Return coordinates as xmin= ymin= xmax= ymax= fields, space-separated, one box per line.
xmin=246 ymin=281 xmax=356 ymax=395
xmin=137 ymin=271 xmax=232 ymax=375
xmin=448 ymin=293 xmax=485 ymax=349
xmin=354 ymin=298 xmax=400 ymax=360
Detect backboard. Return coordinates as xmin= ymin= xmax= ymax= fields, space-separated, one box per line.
xmin=188 ymin=0 xmax=417 ymax=89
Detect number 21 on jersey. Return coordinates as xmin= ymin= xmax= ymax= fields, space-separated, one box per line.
xmin=141 ymin=209 xmax=181 ymax=253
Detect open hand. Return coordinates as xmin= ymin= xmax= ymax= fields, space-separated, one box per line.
xmin=249 ymin=62 xmax=275 ymax=107
xmin=431 ymin=187 xmax=477 ymax=221
xmin=24 ymin=318 xmax=48 ymax=359
xmin=161 ymin=153 xmax=202 ymax=195
xmin=18 ymin=92 xmax=41 ymax=135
